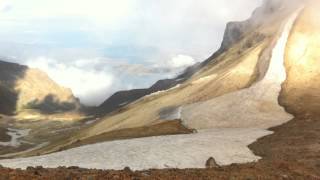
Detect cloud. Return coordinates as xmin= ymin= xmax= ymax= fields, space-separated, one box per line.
xmin=26 ymin=57 xmax=114 ymax=106
xmin=0 ymin=1 xmax=12 ymax=12
xmin=167 ymin=55 xmax=198 ymax=69
xmin=0 ymin=0 xmax=135 ymax=24
xmin=113 ymin=54 xmax=199 ymax=77
xmin=0 ymin=0 xmax=262 ymax=105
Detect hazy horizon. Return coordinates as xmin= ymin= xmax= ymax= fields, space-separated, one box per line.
xmin=0 ymin=0 xmax=261 ymax=105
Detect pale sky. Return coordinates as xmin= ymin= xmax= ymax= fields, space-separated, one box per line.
xmin=0 ymin=0 xmax=261 ymax=105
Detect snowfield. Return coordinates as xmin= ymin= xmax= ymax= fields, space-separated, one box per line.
xmin=0 ymin=128 xmax=31 ymax=147
xmin=0 ymin=129 xmax=271 ymax=170
xmin=181 ymin=12 xmax=299 ymax=130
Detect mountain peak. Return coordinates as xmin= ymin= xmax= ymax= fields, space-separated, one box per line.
xmin=0 ymin=60 xmax=81 ymax=117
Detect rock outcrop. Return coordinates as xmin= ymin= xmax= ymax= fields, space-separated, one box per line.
xmin=0 ymin=60 xmax=81 ymax=116
xmin=205 ymin=157 xmax=219 ymax=168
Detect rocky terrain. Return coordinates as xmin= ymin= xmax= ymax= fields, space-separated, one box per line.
xmin=0 ymin=0 xmax=320 ymax=179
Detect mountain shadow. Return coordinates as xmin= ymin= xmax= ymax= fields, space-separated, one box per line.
xmin=0 ymin=60 xmax=27 ymax=115
xmin=24 ymin=94 xmax=77 ymax=114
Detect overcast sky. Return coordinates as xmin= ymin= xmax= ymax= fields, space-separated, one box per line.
xmin=0 ymin=0 xmax=261 ymax=105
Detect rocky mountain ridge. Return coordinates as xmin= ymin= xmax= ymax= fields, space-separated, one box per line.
xmin=0 ymin=60 xmax=81 ymax=117
xmin=96 ymin=0 xmax=303 ymax=117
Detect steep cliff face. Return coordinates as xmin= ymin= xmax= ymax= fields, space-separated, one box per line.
xmin=220 ymin=0 xmax=302 ymax=51
xmin=281 ymin=0 xmax=320 ymax=117
xmin=0 ymin=60 xmax=81 ymax=116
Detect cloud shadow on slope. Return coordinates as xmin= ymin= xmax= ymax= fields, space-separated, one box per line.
xmin=24 ymin=94 xmax=76 ymax=114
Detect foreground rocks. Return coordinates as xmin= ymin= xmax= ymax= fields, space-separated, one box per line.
xmin=205 ymin=157 xmax=219 ymax=169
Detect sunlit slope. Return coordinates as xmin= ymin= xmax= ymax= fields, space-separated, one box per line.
xmin=1 ymin=0 xmax=308 ymax=158
xmin=84 ymin=42 xmax=267 ymax=137
xmin=0 ymin=61 xmax=82 ymax=120
xmin=2 ymin=0 xmax=306 ymax=160
xmin=79 ymin=3 xmax=299 ymax=139
xmin=181 ymin=12 xmax=299 ymax=130
xmin=281 ymin=1 xmax=320 ymax=117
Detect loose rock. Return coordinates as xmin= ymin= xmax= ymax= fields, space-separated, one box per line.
xmin=206 ymin=157 xmax=219 ymax=168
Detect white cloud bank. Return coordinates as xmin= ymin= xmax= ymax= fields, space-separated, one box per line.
xmin=0 ymin=0 xmax=262 ymax=105
xmin=168 ymin=55 xmax=198 ymax=69
xmin=26 ymin=55 xmax=198 ymax=106
xmin=27 ymin=57 xmax=114 ymax=105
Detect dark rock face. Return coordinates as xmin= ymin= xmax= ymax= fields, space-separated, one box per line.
xmin=0 ymin=61 xmax=27 ymax=115
xmin=97 ymin=89 xmax=149 ymax=115
xmin=97 ymin=78 xmax=183 ymax=116
xmin=205 ymin=157 xmax=219 ymax=168
xmin=220 ymin=21 xmax=251 ymax=51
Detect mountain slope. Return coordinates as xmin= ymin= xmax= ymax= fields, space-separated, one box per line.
xmin=82 ymin=0 xmax=301 ymax=138
xmin=281 ymin=2 xmax=320 ymax=117
xmin=96 ymin=64 xmax=200 ymax=116
xmin=3 ymin=0 xmax=320 ymax=171
xmin=95 ymin=0 xmax=286 ymax=117
xmin=18 ymin=0 xmax=305 ymax=156
xmin=0 ymin=60 xmax=81 ymax=117
xmin=0 ymin=8 xmax=304 ymax=168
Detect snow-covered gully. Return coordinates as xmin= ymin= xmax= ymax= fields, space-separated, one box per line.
xmin=180 ymin=12 xmax=300 ymax=130
xmin=0 ymin=12 xmax=299 ymax=170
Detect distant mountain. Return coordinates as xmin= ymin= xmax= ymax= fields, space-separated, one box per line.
xmin=97 ymin=76 xmax=191 ymax=116
xmin=0 ymin=60 xmax=81 ymax=116
xmin=96 ymin=0 xmax=300 ymax=117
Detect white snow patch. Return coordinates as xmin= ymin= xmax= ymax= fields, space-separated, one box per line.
xmin=0 ymin=128 xmax=271 ymax=170
xmin=85 ymin=118 xmax=100 ymax=125
xmin=118 ymin=101 xmax=129 ymax=106
xmin=175 ymin=78 xmax=185 ymax=82
xmin=144 ymin=84 xmax=181 ymax=99
xmin=181 ymin=12 xmax=299 ymax=130
xmin=0 ymin=128 xmax=31 ymax=147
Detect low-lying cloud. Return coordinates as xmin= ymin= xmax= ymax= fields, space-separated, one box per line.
xmin=0 ymin=0 xmax=262 ymax=105
xmin=167 ymin=55 xmax=198 ymax=69
xmin=27 ymin=57 xmax=114 ymax=106
xmin=26 ymin=54 xmax=199 ymax=106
